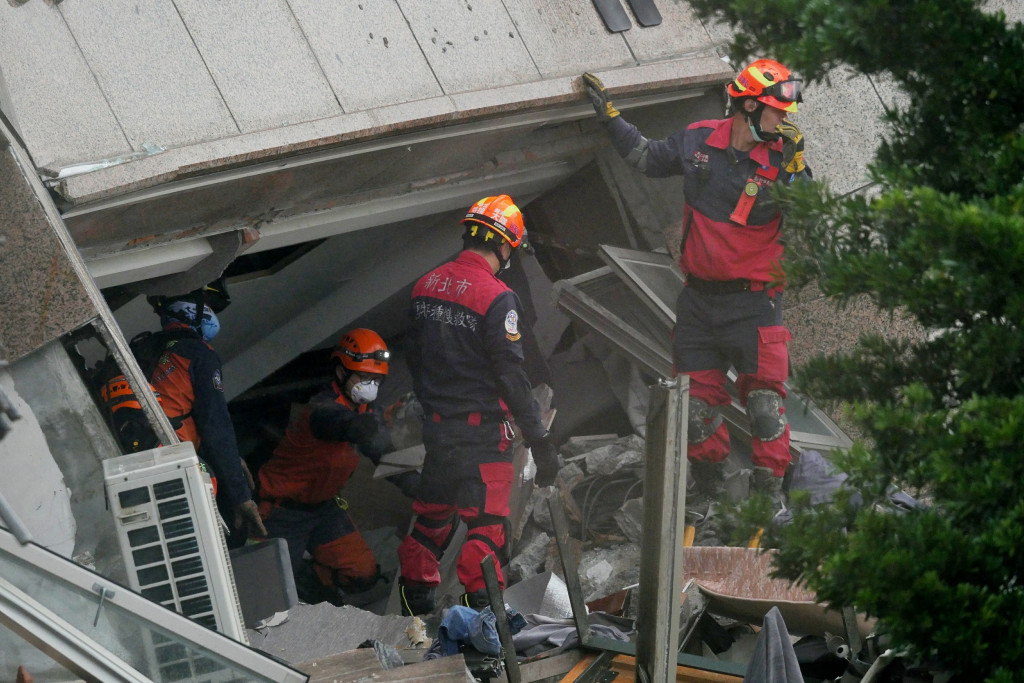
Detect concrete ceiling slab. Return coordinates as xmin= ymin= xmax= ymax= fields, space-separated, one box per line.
xmin=397 ymin=0 xmax=539 ymax=93
xmin=0 ymin=2 xmax=128 ymax=171
xmin=288 ymin=0 xmax=444 ymax=112
xmin=173 ymin=0 xmax=341 ymax=134
xmin=59 ymin=0 xmax=238 ymax=150
xmin=622 ymin=1 xmax=719 ymax=62
xmin=505 ymin=1 xmax=635 ymax=78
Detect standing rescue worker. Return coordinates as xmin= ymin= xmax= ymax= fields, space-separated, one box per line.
xmin=582 ymin=60 xmax=811 ymax=513
xmin=397 ymin=194 xmax=561 ymax=616
xmin=257 ymin=329 xmax=416 ymax=605
xmin=146 ymin=280 xmax=267 ymax=539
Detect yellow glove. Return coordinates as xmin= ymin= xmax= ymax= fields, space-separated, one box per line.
xmin=582 ymin=72 xmax=620 ymax=123
xmin=776 ymin=119 xmax=805 ymax=174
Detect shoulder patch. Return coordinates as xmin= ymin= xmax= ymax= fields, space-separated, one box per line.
xmin=505 ymin=309 xmax=521 ymax=342
xmin=212 ymin=369 xmax=224 ymax=392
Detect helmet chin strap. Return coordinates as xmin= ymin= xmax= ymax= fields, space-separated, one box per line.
xmin=744 ymin=101 xmax=781 ymax=143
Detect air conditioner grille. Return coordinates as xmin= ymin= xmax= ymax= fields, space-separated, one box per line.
xmin=141 ymin=584 xmax=174 ymax=603
xmin=166 ymin=537 xmax=199 ymax=558
xmin=162 ymin=517 xmax=195 ymax=539
xmin=171 ymin=556 xmax=203 ymax=577
xmin=128 ymin=526 xmax=160 ymax=547
xmin=176 ymin=576 xmax=210 ymax=597
xmin=133 ymin=545 xmax=165 ymax=565
xmin=136 ymin=564 xmax=169 ymax=586
xmin=158 ymin=498 xmax=191 ymax=519
xmin=153 ymin=479 xmax=186 ymax=499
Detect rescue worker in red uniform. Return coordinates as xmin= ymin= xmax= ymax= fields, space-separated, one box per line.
xmin=397 ymin=195 xmax=561 ymax=616
xmin=257 ymin=329 xmax=417 ymax=605
xmin=147 ymin=281 xmax=267 ymax=539
xmin=582 ymin=60 xmax=811 ymax=514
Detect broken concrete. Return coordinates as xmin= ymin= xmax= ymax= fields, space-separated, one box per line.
xmin=247 ymin=602 xmax=424 ymax=665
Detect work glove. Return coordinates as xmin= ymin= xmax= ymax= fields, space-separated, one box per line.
xmin=346 ymin=413 xmax=380 ymax=444
xmin=776 ymin=119 xmax=805 ymax=174
xmin=530 ymin=433 xmax=562 ymax=487
xmin=239 ymin=458 xmax=256 ymax=493
xmin=387 ymin=470 xmax=422 ymax=499
xmin=582 ymin=72 xmax=620 ymax=124
xmin=234 ymin=499 xmax=268 ymax=538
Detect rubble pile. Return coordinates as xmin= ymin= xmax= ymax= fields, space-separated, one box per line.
xmin=510 ymin=433 xmax=647 ymax=602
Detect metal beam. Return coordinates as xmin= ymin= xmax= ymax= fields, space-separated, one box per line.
xmin=635 ymin=376 xmax=689 ymax=683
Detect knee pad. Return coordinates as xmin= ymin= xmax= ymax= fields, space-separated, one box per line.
xmin=688 ymin=397 xmax=723 ymax=444
xmin=747 ymin=389 xmax=787 ymax=441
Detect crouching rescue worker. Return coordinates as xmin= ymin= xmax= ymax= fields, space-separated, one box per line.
xmin=257 ymin=329 xmax=418 ymax=606
xmin=147 ymin=280 xmax=267 ymax=541
xmin=582 ymin=60 xmax=812 ymax=526
xmin=397 ymin=194 xmax=561 ymax=616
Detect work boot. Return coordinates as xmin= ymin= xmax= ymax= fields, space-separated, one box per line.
xmin=751 ymin=466 xmax=787 ymax=513
xmin=686 ymin=460 xmax=726 ymax=518
xmin=399 ymin=581 xmax=436 ymax=617
xmin=459 ymin=589 xmax=490 ymax=611
xmin=686 ymin=460 xmax=728 ymax=545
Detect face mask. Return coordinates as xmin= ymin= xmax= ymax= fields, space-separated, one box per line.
xmin=349 ymin=379 xmax=379 ymax=404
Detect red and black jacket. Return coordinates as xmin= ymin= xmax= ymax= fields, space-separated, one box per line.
xmin=408 ymin=250 xmax=546 ymax=443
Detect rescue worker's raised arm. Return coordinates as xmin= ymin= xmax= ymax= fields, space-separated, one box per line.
xmin=581 ymin=72 xmax=687 ymax=177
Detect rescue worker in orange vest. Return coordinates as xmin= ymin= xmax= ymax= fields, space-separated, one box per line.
xmin=147 ymin=281 xmax=267 ymax=540
xmin=397 ymin=195 xmax=561 ymax=616
xmin=583 ymin=60 xmax=811 ymax=523
xmin=257 ymin=329 xmax=417 ymax=605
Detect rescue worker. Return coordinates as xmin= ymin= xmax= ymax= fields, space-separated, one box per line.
xmin=582 ymin=60 xmax=811 ymax=515
xmin=257 ymin=329 xmax=417 ymax=605
xmin=146 ymin=280 xmax=267 ymax=539
xmin=397 ymin=194 xmax=561 ymax=616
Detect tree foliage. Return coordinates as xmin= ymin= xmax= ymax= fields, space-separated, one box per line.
xmin=687 ymin=0 xmax=1024 ymax=679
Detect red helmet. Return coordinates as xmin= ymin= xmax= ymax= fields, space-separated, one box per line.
xmin=727 ymin=59 xmax=802 ymax=113
xmin=331 ymin=329 xmax=390 ymax=375
xmin=460 ymin=195 xmax=525 ymax=249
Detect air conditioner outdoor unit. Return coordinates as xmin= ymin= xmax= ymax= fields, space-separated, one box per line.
xmin=103 ymin=442 xmax=247 ymax=646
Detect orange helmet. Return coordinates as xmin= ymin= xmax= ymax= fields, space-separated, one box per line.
xmin=331 ymin=329 xmax=390 ymax=374
xmin=727 ymin=59 xmax=802 ymax=113
xmin=460 ymin=195 xmax=526 ymax=249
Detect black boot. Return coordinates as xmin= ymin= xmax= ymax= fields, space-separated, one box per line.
xmin=399 ymin=581 xmax=436 ymax=617
xmin=459 ymin=589 xmax=490 ymax=611
xmin=687 ymin=460 xmax=728 ymax=545
xmin=751 ymin=466 xmax=786 ymax=513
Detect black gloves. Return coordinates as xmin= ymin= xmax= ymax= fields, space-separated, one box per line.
xmin=387 ymin=470 xmax=422 ymax=499
xmin=346 ymin=413 xmax=380 ymax=444
xmin=582 ymin=72 xmax=620 ymax=124
xmin=234 ymin=499 xmax=268 ymax=538
xmin=530 ymin=433 xmax=562 ymax=487
xmin=776 ymin=120 xmax=805 ymax=174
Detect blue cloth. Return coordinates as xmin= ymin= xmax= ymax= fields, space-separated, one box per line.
xmin=427 ymin=605 xmax=528 ymax=660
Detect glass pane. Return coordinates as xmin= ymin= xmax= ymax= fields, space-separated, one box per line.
xmin=0 ymin=547 xmax=283 ymax=682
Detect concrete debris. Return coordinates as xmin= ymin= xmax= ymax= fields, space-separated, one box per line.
xmin=581 ymin=433 xmax=645 ymax=476
xmin=405 ymin=617 xmax=429 ymax=648
xmin=507 ymin=529 xmax=551 ymax=584
xmin=527 ymin=485 xmax=557 ymax=533
xmin=248 ymin=602 xmax=421 ymax=665
xmin=575 ymin=542 xmax=641 ymax=603
xmin=613 ymin=496 xmax=644 ymax=545
xmin=503 ymin=570 xmax=574 ymax=620
xmin=561 ymin=433 xmax=620 ymax=459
